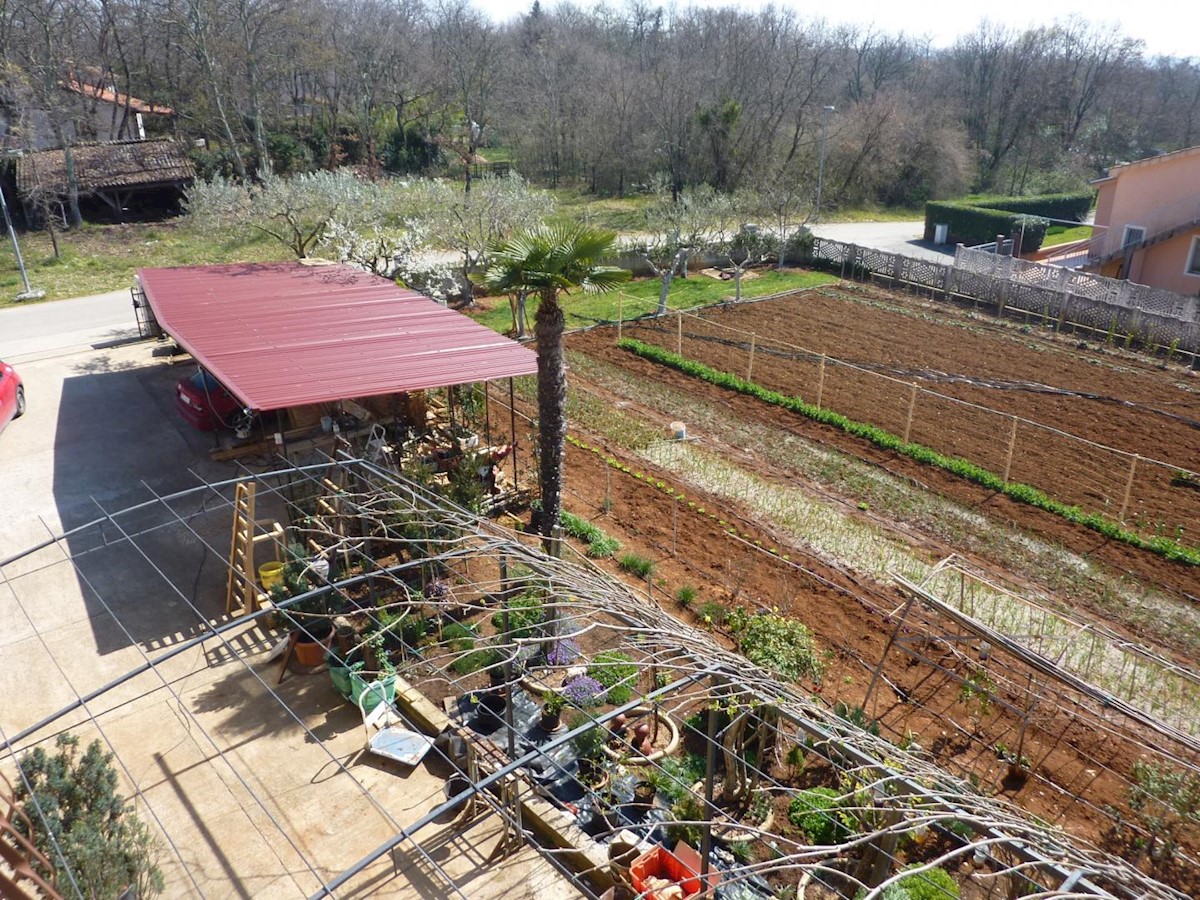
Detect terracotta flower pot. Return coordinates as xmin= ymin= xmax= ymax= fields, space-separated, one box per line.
xmin=292 ymin=628 xmax=331 ymax=667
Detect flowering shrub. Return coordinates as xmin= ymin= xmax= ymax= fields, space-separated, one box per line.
xmin=546 ymin=638 xmax=581 ymax=667
xmin=562 ymin=675 xmax=605 ymax=709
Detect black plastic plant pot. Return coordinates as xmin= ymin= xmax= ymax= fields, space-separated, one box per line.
xmin=478 ymin=692 xmax=507 ymax=716
xmin=632 ymin=779 xmax=657 ymax=807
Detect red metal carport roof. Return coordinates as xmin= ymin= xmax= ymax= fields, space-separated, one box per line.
xmin=138 ymin=261 xmax=538 ymax=411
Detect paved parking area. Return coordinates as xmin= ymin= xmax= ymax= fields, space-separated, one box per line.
xmin=0 ymin=335 xmax=579 ymax=899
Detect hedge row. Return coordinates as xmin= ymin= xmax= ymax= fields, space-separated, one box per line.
xmin=924 ymin=202 xmax=1046 ymax=251
xmin=617 ymin=338 xmax=1200 ymax=566
xmin=923 ymin=190 xmax=1092 ymax=250
xmin=972 ymin=191 xmax=1094 ymax=221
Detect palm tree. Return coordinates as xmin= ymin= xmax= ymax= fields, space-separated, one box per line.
xmin=472 ymin=225 xmax=629 ymax=546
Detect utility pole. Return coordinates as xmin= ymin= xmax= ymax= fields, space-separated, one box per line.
xmin=0 ymin=180 xmax=43 ymax=301
xmin=815 ymin=105 xmax=836 ymax=224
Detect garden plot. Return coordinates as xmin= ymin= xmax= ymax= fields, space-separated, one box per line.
xmin=597 ymin=286 xmax=1200 ymax=593
xmin=641 ymin=440 xmax=1200 ymax=739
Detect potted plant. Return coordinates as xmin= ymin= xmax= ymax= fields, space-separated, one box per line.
xmin=273 ymin=544 xmax=341 ymax=667
xmin=541 ymin=689 xmax=567 ymax=732
xmin=348 ymin=630 xmax=397 ymax=713
xmin=570 ymin=712 xmax=610 ymax=787
xmin=632 ymin=778 xmax=658 ymax=808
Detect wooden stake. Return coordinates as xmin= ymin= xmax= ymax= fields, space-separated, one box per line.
xmin=902 ymin=383 xmax=919 ymax=444
xmin=1003 ymin=416 xmax=1019 ymax=484
xmin=815 ymin=354 xmax=827 ymax=409
xmin=616 ymin=295 xmax=623 ymax=343
xmin=1118 ymin=454 xmax=1139 ymax=522
xmin=676 ymin=311 xmax=683 ymax=355
xmin=746 ymin=333 xmax=757 ymax=381
xmin=673 ymin=497 xmax=679 ymax=556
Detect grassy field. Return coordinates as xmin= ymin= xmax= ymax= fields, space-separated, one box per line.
xmin=1042 ymin=223 xmax=1094 ymax=247
xmin=0 ymin=220 xmax=284 ymax=307
xmin=548 ymin=189 xmax=654 ymax=232
xmin=469 ymin=268 xmax=838 ymax=334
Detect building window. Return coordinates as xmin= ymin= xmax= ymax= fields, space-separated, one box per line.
xmin=1122 ymin=225 xmax=1146 ymax=248
xmin=1186 ymin=236 xmax=1200 ymax=277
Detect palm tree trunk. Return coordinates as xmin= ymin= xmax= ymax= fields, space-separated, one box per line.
xmin=535 ymin=288 xmax=566 ymax=549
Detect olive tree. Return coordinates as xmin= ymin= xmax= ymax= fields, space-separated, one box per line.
xmin=185 ymin=169 xmax=389 ymax=258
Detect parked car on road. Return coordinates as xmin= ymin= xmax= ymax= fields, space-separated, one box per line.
xmin=0 ymin=359 xmax=25 ymax=433
xmin=176 ymin=368 xmax=244 ymax=431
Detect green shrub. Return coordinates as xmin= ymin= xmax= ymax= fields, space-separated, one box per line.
xmin=15 ymin=734 xmax=164 ymax=898
xmin=587 ymin=534 xmax=621 ymax=559
xmin=666 ymin=794 xmax=707 ymax=848
xmin=923 ymin=201 xmax=1016 ymax=247
xmin=696 ymin=601 xmax=728 ymax=628
xmin=588 ymin=650 xmax=639 ymax=705
xmin=451 ymin=646 xmax=501 ymax=676
xmin=561 ymin=509 xmax=602 ymax=541
xmin=787 ymin=787 xmax=846 ymax=844
xmin=568 ymin=711 xmax=608 ymax=760
xmin=442 ymin=621 xmax=478 ymax=653
xmin=618 ymin=552 xmax=655 ymax=578
xmin=676 ymin=585 xmax=698 ymax=607
xmin=644 ymin=752 xmax=707 ymax=804
xmin=738 ymin=613 xmax=823 ymax=683
xmin=881 ymin=864 xmax=960 ymax=900
xmin=561 ymin=509 xmax=620 ymax=558
xmin=1127 ymin=761 xmax=1200 ymax=856
xmin=972 ymin=191 xmax=1093 ymax=221
xmin=399 ymin=614 xmax=431 ymax=647
xmin=491 ymin=592 xmax=545 ymax=640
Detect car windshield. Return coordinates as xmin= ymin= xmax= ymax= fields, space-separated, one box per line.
xmin=189 ymin=370 xmax=223 ymax=391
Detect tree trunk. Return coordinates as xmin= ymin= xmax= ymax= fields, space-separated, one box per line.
xmin=535 ymin=288 xmax=566 ymax=549
xmin=657 ymin=271 xmax=673 ymax=315
xmin=54 ymin=130 xmax=84 ymax=230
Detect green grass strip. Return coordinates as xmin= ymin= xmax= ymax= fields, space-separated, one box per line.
xmin=617 ymin=337 xmax=1200 ymax=567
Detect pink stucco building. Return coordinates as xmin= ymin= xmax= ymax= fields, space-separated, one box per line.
xmin=1088 ymin=146 xmax=1200 ymax=294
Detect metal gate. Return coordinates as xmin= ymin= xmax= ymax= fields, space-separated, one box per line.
xmin=131 ymin=282 xmax=161 ymax=339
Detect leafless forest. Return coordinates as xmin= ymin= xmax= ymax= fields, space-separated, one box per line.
xmin=2 ymin=0 xmax=1199 ymax=205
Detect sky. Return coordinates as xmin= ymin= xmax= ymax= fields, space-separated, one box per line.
xmin=471 ymin=0 xmax=1197 ymax=61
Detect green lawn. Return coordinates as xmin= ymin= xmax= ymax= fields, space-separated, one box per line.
xmin=469 ymin=268 xmax=838 ymax=334
xmin=0 ymin=220 xmax=284 ymax=307
xmin=823 ymin=205 xmax=924 ymax=223
xmin=1042 ymin=224 xmax=1094 ymax=247
xmin=548 ymin=189 xmax=655 ymax=232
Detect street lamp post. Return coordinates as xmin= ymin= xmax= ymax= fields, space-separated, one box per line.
xmin=815 ymin=104 xmax=836 ymax=224
xmin=0 ymin=181 xmax=43 ymax=301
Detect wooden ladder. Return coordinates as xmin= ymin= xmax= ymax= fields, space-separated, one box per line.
xmin=225 ymin=482 xmax=284 ymax=617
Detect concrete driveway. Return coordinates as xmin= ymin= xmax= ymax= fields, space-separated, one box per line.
xmin=810 ymin=220 xmax=954 ymax=263
xmin=0 ymin=309 xmax=577 ymax=898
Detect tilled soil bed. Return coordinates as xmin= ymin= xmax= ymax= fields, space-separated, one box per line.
xmin=575 ymin=286 xmax=1200 ymax=602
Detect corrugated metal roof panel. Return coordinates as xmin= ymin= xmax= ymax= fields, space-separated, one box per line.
xmin=16 ymin=139 xmax=195 ymax=196
xmin=138 ymin=261 xmax=538 ymax=411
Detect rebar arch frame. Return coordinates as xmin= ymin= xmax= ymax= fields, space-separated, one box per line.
xmin=0 ymin=454 xmax=1187 ymax=900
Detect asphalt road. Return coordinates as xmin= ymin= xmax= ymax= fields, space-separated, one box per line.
xmin=809 ymin=220 xmax=954 ymax=263
xmin=0 ymin=288 xmax=138 ymax=363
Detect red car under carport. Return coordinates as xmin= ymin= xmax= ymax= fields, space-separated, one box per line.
xmin=175 ymin=368 xmax=244 ymax=431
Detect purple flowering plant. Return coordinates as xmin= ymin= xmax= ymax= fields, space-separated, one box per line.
xmin=561 ymin=675 xmax=605 ymax=709
xmin=546 ymin=638 xmax=581 ymax=668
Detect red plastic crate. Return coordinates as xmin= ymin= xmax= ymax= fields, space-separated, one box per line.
xmin=629 ymin=845 xmax=701 ymax=900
